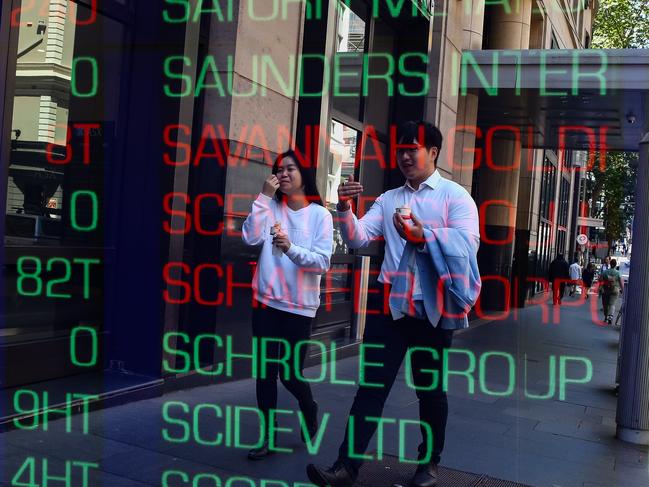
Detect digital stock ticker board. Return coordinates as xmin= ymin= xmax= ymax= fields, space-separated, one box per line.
xmin=0 ymin=1 xmax=648 ymax=487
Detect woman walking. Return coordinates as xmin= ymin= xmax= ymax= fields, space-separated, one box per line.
xmin=242 ymin=150 xmax=333 ymax=459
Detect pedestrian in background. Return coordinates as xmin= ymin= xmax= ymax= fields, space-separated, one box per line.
xmin=582 ymin=263 xmax=595 ymax=299
xmin=549 ymin=253 xmax=570 ymax=305
xmin=601 ymin=255 xmax=611 ymax=272
xmin=599 ymin=258 xmax=624 ymax=325
xmin=569 ymin=259 xmax=582 ymax=296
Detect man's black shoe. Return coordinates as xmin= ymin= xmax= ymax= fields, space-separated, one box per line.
xmin=300 ymin=401 xmax=319 ymax=443
xmin=247 ymin=441 xmax=273 ymax=460
xmin=409 ymin=462 xmax=439 ymax=487
xmin=306 ymin=460 xmax=355 ymax=487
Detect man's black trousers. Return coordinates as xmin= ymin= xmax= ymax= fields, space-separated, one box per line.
xmin=337 ymin=311 xmax=454 ymax=474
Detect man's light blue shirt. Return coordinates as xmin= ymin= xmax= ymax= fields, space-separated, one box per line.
xmin=337 ymin=170 xmax=481 ymax=328
xmin=337 ymin=170 xmax=480 ymax=283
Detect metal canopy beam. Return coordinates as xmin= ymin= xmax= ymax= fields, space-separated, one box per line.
xmin=461 ymin=49 xmax=649 ymax=151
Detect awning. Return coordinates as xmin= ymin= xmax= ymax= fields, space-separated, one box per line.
xmin=459 ymin=49 xmax=649 ymax=151
xmin=577 ymin=217 xmax=604 ymax=228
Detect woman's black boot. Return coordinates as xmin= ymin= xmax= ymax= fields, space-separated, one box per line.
xmin=247 ymin=422 xmax=277 ymax=460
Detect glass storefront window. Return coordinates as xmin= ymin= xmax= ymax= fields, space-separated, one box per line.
xmin=2 ymin=1 xmax=127 ymax=349
xmin=336 ymin=3 xmax=365 ymax=53
xmin=314 ymin=0 xmax=398 ymax=332
xmin=333 ymin=1 xmax=366 ymax=120
xmin=319 ymin=263 xmax=353 ymax=305
xmin=6 ymin=1 xmax=125 ymax=248
xmin=535 ymin=152 xmax=561 ymax=291
xmin=326 ymin=119 xmax=358 ymax=255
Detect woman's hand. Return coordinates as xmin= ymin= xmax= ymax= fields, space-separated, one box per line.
xmin=262 ymin=174 xmax=280 ymax=198
xmin=273 ymin=230 xmax=291 ymax=253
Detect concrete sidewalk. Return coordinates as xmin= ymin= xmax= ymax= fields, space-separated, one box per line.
xmin=1 ymin=293 xmax=647 ymax=487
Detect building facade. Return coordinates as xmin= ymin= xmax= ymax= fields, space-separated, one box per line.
xmin=0 ymin=0 xmax=600 ymax=405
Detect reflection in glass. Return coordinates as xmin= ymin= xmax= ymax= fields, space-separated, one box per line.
xmin=333 ymin=1 xmax=366 ymax=119
xmin=3 ymin=1 xmax=126 ymax=345
xmin=319 ymin=264 xmax=352 ymax=304
xmin=336 ymin=2 xmax=365 ymax=53
xmin=326 ymin=120 xmax=358 ymax=255
xmin=7 ymin=1 xmax=124 ymax=248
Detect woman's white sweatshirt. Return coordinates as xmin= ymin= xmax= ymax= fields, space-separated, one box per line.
xmin=242 ymin=193 xmax=333 ymax=317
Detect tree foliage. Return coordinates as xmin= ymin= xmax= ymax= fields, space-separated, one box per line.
xmin=588 ymin=0 xmax=644 ymax=250
xmin=588 ymin=152 xmax=637 ymax=248
xmin=591 ymin=0 xmax=649 ymax=49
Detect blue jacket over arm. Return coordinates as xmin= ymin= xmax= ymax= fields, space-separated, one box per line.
xmin=389 ymin=227 xmax=482 ymax=330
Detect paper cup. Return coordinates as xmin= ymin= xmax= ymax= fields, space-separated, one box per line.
xmin=396 ymin=207 xmax=411 ymax=219
xmin=270 ymin=224 xmax=283 ymax=256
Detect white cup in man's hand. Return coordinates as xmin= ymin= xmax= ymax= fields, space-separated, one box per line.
xmin=396 ymin=206 xmax=411 ymax=220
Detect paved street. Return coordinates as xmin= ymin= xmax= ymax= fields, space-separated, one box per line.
xmin=1 ymin=292 xmax=647 ymax=487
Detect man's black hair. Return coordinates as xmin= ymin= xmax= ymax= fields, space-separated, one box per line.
xmin=396 ymin=120 xmax=443 ymax=164
xmin=610 ymin=258 xmax=617 ymax=268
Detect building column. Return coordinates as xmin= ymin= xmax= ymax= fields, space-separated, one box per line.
xmin=488 ymin=0 xmax=532 ymax=49
xmin=616 ymin=132 xmax=649 ymax=445
xmin=451 ymin=0 xmax=484 ymax=192
xmin=475 ymin=0 xmax=532 ymax=310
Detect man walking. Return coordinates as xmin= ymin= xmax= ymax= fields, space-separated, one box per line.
xmin=568 ymin=259 xmax=582 ymax=296
xmin=601 ymin=255 xmax=611 ymax=272
xmin=599 ymin=258 xmax=624 ymax=324
xmin=306 ymin=121 xmax=481 ymax=487
xmin=548 ymin=254 xmax=570 ymax=305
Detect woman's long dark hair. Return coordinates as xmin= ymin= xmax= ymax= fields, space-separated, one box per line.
xmin=272 ymin=149 xmax=324 ymax=206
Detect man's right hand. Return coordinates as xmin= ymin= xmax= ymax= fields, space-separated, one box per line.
xmin=336 ymin=174 xmax=363 ymax=211
xmin=262 ymin=174 xmax=280 ymax=198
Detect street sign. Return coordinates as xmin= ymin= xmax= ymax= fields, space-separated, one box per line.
xmin=577 ymin=234 xmax=589 ymax=245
